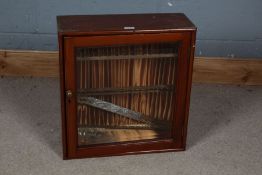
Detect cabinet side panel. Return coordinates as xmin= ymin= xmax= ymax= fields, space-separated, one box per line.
xmin=171 ymin=33 xmax=192 ymax=148
xmin=182 ymin=30 xmax=197 ymax=148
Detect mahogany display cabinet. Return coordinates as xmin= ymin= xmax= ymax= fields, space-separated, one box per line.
xmin=57 ymin=13 xmax=196 ymax=159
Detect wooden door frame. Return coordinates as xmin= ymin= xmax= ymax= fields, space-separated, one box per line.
xmin=62 ymin=32 xmax=194 ymax=159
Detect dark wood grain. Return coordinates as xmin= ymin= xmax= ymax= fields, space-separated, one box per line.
xmin=182 ymin=31 xmax=197 ymax=148
xmin=58 ymin=33 xmax=68 ymax=159
xmin=57 ymin=13 xmax=196 ymax=36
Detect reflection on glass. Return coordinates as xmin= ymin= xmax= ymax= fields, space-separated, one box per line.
xmin=76 ymin=43 xmax=178 ymax=146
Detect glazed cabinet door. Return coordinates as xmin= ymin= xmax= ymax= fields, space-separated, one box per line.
xmin=63 ymin=32 xmax=192 ymax=158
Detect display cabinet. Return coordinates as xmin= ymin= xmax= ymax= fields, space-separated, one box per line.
xmin=57 ymin=13 xmax=196 ymax=159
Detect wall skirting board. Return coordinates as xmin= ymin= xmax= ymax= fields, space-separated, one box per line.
xmin=0 ymin=50 xmax=262 ymax=85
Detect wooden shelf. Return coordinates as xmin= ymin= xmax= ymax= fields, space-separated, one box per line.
xmin=77 ymin=53 xmax=177 ymax=61
xmin=78 ymin=85 xmax=175 ymax=95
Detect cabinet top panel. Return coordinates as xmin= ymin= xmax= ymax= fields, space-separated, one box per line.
xmin=57 ymin=13 xmax=196 ymax=35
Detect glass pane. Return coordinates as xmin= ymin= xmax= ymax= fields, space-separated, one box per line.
xmin=75 ymin=42 xmax=178 ymax=146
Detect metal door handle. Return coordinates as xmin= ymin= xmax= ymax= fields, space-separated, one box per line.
xmin=66 ymin=90 xmax=73 ymax=98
